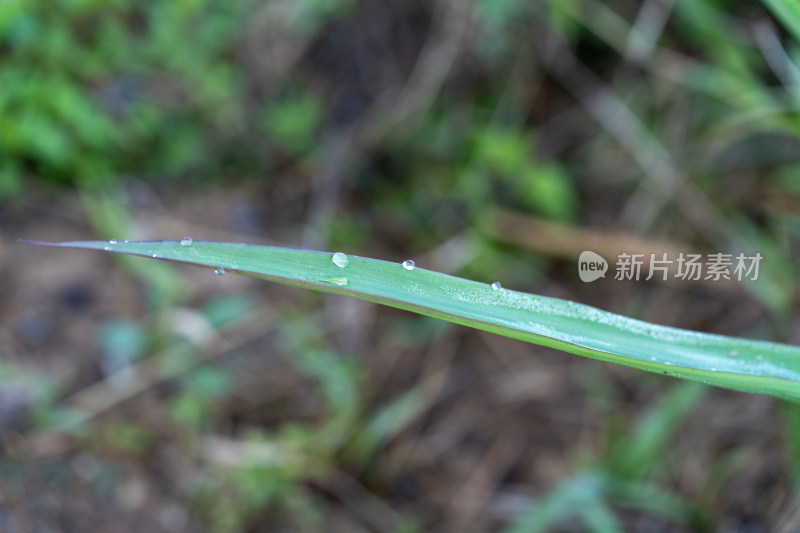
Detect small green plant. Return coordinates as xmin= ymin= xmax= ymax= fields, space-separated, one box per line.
xmin=27 ymin=239 xmax=800 ymax=403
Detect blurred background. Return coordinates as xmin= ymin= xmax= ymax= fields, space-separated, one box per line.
xmin=2 ymin=0 xmax=800 ymax=531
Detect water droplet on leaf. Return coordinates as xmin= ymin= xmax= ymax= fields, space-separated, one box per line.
xmin=491 ymin=282 xmax=502 ymax=290
xmin=332 ymin=252 xmax=349 ymax=268
xmin=180 ymin=237 xmax=193 ymax=247
xmin=215 ymin=267 xmax=226 ymax=275
xmin=109 ymin=239 xmax=118 ymax=244
xmin=402 ymin=260 xmax=415 ymax=270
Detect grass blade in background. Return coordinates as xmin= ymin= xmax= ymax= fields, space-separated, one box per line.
xmin=25 ymin=240 xmax=800 ymax=403
xmin=761 ymin=0 xmax=800 ymax=43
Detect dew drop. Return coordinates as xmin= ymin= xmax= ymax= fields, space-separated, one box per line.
xmin=180 ymin=237 xmax=193 ymax=247
xmin=109 ymin=239 xmax=118 ymax=244
xmin=402 ymin=260 xmax=415 ymax=271
xmin=215 ymin=267 xmax=226 ymax=276
xmin=152 ymin=253 xmax=159 ymax=258
xmin=103 ymin=246 xmax=110 ymax=251
xmin=332 ymin=252 xmax=349 ymax=268
xmin=491 ymin=282 xmax=502 ymax=291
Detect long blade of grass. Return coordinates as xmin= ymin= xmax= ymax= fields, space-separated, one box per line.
xmin=761 ymin=0 xmax=800 ymax=43
xmin=504 ymin=472 xmax=607 ymax=533
xmin=24 ymin=240 xmax=800 ymax=402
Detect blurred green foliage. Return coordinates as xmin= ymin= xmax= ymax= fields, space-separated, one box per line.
xmin=0 ymin=0 xmax=256 ymax=195
xmin=471 ymin=127 xmax=577 ymax=221
xmin=262 ymin=89 xmax=324 ymax=156
xmin=506 ymin=382 xmax=709 ymax=533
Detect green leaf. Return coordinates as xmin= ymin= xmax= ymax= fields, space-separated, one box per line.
xmin=261 ymin=91 xmax=323 ymax=154
xmin=520 ymin=164 xmax=577 ymax=222
xmin=504 ymin=472 xmax=607 ymax=533
xmin=761 ymin=0 xmax=800 ymax=43
xmin=25 ymin=240 xmax=800 ymax=402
